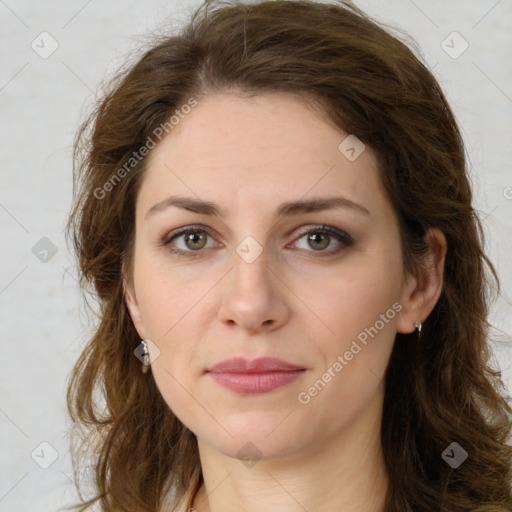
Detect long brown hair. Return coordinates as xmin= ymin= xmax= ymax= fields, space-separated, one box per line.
xmin=65 ymin=1 xmax=512 ymax=510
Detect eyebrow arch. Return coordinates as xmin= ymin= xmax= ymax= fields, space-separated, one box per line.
xmin=145 ymin=194 xmax=370 ymax=220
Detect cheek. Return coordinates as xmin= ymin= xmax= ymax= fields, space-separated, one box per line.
xmin=141 ymin=291 xmax=211 ymax=431
xmin=132 ymin=256 xmax=216 ymax=391
xmin=288 ymin=252 xmax=402 ymax=406
xmin=133 ymin=249 xmax=212 ymax=339
xmin=293 ymin=270 xmax=399 ymax=435
xmin=290 ymin=250 xmax=403 ymax=340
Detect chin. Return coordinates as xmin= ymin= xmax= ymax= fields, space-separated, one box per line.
xmin=199 ymin=412 xmax=312 ymax=462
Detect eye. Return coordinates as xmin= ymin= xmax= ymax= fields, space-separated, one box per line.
xmin=160 ymin=226 xmax=219 ymax=257
xmin=290 ymin=225 xmax=353 ymax=256
xmin=160 ymin=224 xmax=353 ymax=259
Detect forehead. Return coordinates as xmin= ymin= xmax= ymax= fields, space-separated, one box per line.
xmin=150 ymin=91 xmax=355 ymax=167
xmin=137 ymin=92 xmax=387 ymax=219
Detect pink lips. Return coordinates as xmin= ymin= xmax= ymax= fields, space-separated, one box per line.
xmin=206 ymin=357 xmax=306 ymax=394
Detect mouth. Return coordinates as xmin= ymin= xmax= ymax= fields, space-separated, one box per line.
xmin=206 ymin=357 xmax=306 ymax=394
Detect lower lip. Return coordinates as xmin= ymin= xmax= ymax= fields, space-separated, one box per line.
xmin=207 ymin=370 xmax=305 ymax=394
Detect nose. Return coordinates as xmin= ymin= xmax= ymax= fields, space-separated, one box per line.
xmin=217 ymin=246 xmax=290 ymax=333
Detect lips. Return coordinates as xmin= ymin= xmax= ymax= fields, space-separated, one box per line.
xmin=206 ymin=357 xmax=306 ymax=394
xmin=207 ymin=357 xmax=305 ymax=373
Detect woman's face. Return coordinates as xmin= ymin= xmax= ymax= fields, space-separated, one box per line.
xmin=124 ymin=91 xmax=419 ymax=460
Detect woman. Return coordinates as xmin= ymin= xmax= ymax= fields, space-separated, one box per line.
xmin=65 ymin=0 xmax=512 ymax=510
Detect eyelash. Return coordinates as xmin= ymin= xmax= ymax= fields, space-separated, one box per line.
xmin=159 ymin=224 xmax=354 ymax=259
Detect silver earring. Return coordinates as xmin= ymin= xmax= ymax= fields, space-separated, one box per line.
xmin=415 ymin=322 xmax=422 ymax=335
xmin=141 ymin=339 xmax=150 ymax=374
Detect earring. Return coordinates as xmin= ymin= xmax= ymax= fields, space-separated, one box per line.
xmin=415 ymin=322 xmax=422 ymax=336
xmin=141 ymin=339 xmax=150 ymax=374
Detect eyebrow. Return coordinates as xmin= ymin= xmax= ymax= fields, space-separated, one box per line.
xmin=145 ymin=194 xmax=370 ymax=220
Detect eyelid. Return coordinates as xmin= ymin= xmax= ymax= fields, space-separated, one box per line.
xmin=291 ymin=224 xmax=352 ymax=242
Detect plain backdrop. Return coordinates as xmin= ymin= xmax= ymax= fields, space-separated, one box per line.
xmin=1 ymin=1 xmax=511 ymax=510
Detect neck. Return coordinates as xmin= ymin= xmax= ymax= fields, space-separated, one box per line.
xmin=191 ymin=389 xmax=388 ymax=512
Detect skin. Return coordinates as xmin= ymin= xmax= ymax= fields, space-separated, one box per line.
xmin=124 ymin=91 xmax=447 ymax=512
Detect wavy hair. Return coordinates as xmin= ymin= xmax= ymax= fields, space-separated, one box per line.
xmin=65 ymin=1 xmax=512 ymax=510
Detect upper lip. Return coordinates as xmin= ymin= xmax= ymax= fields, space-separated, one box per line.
xmin=207 ymin=357 xmax=305 ymax=373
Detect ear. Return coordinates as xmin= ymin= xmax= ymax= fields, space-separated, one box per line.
xmin=122 ymin=260 xmax=147 ymax=340
xmin=396 ymin=228 xmax=447 ymax=334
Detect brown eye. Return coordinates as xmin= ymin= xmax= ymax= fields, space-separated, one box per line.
xmin=292 ymin=226 xmax=353 ymax=256
xmin=307 ymin=232 xmax=330 ymax=251
xmin=161 ymin=226 xmax=218 ymax=258
xmin=183 ymin=231 xmax=208 ymax=250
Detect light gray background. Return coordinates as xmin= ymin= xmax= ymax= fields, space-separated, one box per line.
xmin=1 ymin=1 xmax=511 ymax=510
